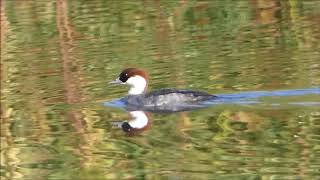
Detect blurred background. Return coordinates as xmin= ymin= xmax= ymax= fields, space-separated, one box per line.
xmin=1 ymin=0 xmax=320 ymax=179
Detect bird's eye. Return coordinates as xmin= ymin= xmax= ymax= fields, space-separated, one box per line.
xmin=119 ymin=72 xmax=129 ymax=82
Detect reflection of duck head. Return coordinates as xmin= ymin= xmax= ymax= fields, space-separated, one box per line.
xmin=118 ymin=111 xmax=151 ymax=135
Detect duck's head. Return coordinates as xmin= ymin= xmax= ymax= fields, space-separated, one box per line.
xmin=109 ymin=68 xmax=148 ymax=95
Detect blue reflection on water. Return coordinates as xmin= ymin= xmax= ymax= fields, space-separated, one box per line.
xmin=104 ymin=88 xmax=320 ymax=109
xmin=216 ymin=88 xmax=319 ymax=99
xmin=104 ymin=98 xmax=126 ymax=109
xmin=205 ymin=87 xmax=320 ymax=105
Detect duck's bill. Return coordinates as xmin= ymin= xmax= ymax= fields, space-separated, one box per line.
xmin=109 ymin=78 xmax=123 ymax=84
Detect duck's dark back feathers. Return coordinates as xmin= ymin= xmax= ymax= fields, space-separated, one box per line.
xmin=145 ymin=88 xmax=215 ymax=99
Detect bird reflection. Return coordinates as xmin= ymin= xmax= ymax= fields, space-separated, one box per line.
xmin=111 ymin=110 xmax=151 ymax=135
xmin=110 ymin=104 xmax=207 ymax=135
xmin=106 ymin=95 xmax=212 ymax=135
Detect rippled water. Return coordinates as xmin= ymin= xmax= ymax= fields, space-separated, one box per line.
xmin=1 ymin=1 xmax=320 ymax=179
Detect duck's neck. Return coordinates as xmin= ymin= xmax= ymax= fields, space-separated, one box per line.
xmin=127 ymin=76 xmax=147 ymax=95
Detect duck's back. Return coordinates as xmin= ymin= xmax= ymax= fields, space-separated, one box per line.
xmin=143 ymin=88 xmax=216 ymax=106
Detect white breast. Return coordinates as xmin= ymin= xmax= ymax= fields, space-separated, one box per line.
xmin=126 ymin=75 xmax=147 ymax=95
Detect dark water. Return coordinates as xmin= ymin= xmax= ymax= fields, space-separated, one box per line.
xmin=1 ymin=0 xmax=320 ymax=179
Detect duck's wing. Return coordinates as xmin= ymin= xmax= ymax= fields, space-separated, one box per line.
xmin=145 ymin=88 xmax=215 ymax=99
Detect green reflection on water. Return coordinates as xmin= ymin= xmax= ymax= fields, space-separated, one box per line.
xmin=1 ymin=0 xmax=320 ymax=179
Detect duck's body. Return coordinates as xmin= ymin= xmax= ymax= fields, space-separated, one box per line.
xmin=125 ymin=88 xmax=215 ymax=106
xmin=110 ymin=68 xmax=216 ymax=111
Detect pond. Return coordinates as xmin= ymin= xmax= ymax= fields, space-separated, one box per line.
xmin=1 ymin=0 xmax=320 ymax=179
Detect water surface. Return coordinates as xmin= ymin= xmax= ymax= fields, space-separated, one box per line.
xmin=1 ymin=0 xmax=320 ymax=179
